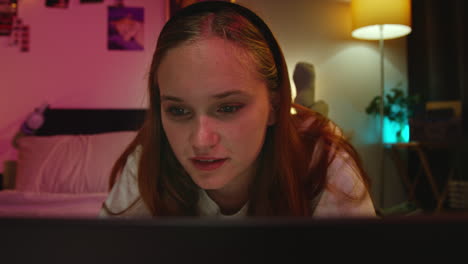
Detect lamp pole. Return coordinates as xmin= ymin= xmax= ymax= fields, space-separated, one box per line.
xmin=379 ymin=25 xmax=386 ymax=208
xmin=350 ymin=0 xmax=412 ymax=211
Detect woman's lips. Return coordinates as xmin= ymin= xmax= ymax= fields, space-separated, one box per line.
xmin=190 ymin=158 xmax=228 ymax=171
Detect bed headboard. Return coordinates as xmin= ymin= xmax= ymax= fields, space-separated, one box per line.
xmin=35 ymin=108 xmax=147 ymax=136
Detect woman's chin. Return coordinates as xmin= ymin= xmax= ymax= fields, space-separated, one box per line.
xmin=190 ymin=174 xmax=229 ymax=191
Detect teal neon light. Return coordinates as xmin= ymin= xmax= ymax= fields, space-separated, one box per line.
xmin=383 ymin=117 xmax=409 ymax=143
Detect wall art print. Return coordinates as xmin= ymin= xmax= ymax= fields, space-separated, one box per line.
xmin=108 ymin=6 xmax=144 ymax=51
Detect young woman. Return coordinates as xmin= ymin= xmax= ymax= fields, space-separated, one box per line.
xmin=99 ymin=1 xmax=376 ymax=218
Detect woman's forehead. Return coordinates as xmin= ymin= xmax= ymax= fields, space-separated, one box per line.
xmin=163 ymin=37 xmax=255 ymax=74
xmin=157 ymin=37 xmax=265 ymax=98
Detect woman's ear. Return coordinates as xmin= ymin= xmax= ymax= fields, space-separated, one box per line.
xmin=267 ymin=92 xmax=279 ymax=126
xmin=267 ymin=105 xmax=276 ymax=126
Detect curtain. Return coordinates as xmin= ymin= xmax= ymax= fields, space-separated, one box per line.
xmin=406 ymin=0 xmax=468 ymax=211
xmin=408 ymin=0 xmax=467 ymax=127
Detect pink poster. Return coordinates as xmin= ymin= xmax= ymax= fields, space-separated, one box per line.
xmin=108 ymin=6 xmax=144 ymax=51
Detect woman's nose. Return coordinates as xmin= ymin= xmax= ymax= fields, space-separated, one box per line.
xmin=191 ymin=116 xmax=220 ymax=153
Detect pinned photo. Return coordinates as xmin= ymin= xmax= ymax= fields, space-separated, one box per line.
xmin=20 ymin=24 xmax=29 ymax=52
xmin=0 ymin=12 xmax=14 ymax=36
xmin=108 ymin=6 xmax=144 ymax=51
xmin=80 ymin=0 xmax=104 ymax=3
xmin=8 ymin=16 xmax=21 ymax=46
xmin=46 ymin=0 xmax=69 ymax=8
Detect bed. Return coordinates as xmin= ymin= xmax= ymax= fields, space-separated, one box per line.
xmin=0 ymin=108 xmax=146 ymax=218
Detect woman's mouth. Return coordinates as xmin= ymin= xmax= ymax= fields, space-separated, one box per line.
xmin=190 ymin=158 xmax=228 ymax=171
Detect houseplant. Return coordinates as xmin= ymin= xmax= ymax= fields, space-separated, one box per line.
xmin=365 ymin=82 xmax=420 ymax=142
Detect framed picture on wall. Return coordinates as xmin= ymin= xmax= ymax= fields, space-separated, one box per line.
xmin=108 ymin=6 xmax=144 ymax=51
xmin=166 ymin=0 xmax=235 ymax=20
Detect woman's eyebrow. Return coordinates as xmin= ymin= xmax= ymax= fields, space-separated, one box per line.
xmin=212 ymin=90 xmax=247 ymax=99
xmin=160 ymin=95 xmax=184 ymax=102
xmin=161 ymin=90 xmax=248 ymax=102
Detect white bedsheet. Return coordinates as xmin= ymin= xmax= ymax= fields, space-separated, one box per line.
xmin=0 ymin=190 xmax=108 ymax=218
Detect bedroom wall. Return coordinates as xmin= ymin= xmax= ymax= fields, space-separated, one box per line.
xmin=0 ymin=0 xmax=164 ymax=169
xmin=0 ymin=0 xmax=408 ymax=208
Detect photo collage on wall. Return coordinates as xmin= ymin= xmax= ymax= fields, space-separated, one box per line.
xmin=2 ymin=1 xmax=148 ymax=52
xmin=0 ymin=0 xmax=16 ymax=36
xmin=108 ymin=6 xmax=144 ymax=51
xmin=0 ymin=0 xmax=29 ymax=52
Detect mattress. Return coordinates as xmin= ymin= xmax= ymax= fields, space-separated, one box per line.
xmin=0 ymin=190 xmax=107 ymax=218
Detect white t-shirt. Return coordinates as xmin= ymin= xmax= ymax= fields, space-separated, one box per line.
xmin=98 ymin=143 xmax=376 ymax=219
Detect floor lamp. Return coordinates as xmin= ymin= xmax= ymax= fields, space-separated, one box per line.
xmin=350 ymin=0 xmax=412 ymax=209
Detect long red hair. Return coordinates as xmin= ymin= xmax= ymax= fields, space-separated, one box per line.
xmin=108 ymin=1 xmax=371 ymax=216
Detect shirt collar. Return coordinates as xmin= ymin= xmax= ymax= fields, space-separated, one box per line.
xmin=197 ymin=189 xmax=248 ymax=218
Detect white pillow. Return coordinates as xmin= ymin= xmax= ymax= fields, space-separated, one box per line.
xmin=16 ymin=131 xmax=137 ymax=194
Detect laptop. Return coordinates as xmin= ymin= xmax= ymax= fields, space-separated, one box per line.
xmin=1 ymin=215 xmax=467 ymax=263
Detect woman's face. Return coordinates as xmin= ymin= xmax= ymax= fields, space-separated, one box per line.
xmin=157 ymin=37 xmax=274 ymax=195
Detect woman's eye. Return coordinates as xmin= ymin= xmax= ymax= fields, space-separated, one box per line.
xmin=218 ymin=104 xmax=244 ymax=114
xmin=166 ymin=106 xmax=190 ymax=116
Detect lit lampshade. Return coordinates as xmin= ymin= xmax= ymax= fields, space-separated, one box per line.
xmin=351 ymin=0 xmax=412 ymax=40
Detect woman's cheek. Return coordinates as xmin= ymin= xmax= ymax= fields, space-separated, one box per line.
xmin=228 ymin=112 xmax=268 ymax=144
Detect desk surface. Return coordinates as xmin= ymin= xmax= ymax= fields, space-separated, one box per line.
xmin=385 ymin=141 xmax=455 ymax=149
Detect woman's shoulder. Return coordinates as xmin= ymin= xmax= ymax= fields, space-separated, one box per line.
xmin=98 ymin=146 xmax=152 ymax=218
xmin=313 ymin=150 xmax=376 ymax=218
xmin=294 ymin=107 xmax=343 ymax=138
xmin=124 ymin=145 xmax=142 ymax=175
xmin=293 ymin=107 xmax=376 ymax=217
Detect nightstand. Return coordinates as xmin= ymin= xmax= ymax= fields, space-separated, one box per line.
xmin=385 ymin=141 xmax=454 ymax=212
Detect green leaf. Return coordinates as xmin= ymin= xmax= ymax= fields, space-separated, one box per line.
xmin=364 ymin=82 xmax=421 ymax=122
